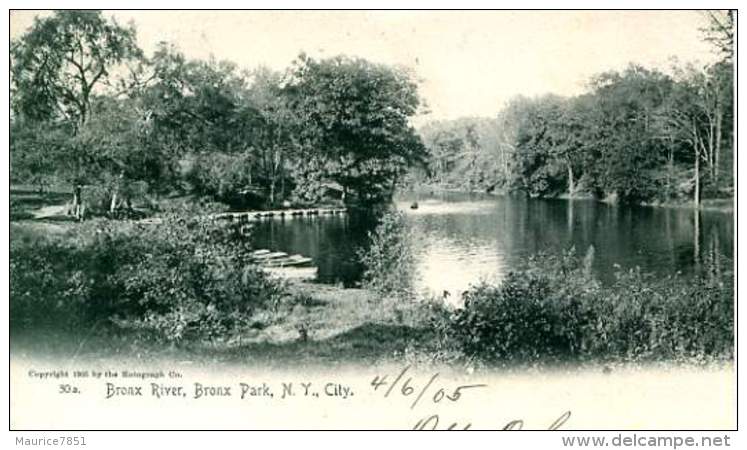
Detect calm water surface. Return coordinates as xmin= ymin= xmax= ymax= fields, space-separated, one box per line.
xmin=250 ymin=192 xmax=733 ymax=296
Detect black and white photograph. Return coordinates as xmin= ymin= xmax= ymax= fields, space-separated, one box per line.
xmin=6 ymin=7 xmax=737 ymax=434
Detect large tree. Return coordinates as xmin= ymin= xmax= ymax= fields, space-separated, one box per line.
xmin=286 ymin=54 xmax=427 ymax=205
xmin=657 ymin=64 xmax=731 ymax=207
xmin=246 ymin=67 xmax=299 ymax=206
xmin=11 ymin=11 xmax=142 ymax=128
xmin=11 ymin=10 xmax=143 ymax=215
xmin=73 ymin=95 xmax=179 ymax=214
xmin=653 ymin=11 xmax=734 ymax=207
xmin=701 ymin=10 xmax=735 ymax=192
xmin=701 ymin=10 xmax=734 ymax=63
xmin=143 ymin=43 xmax=259 ymax=155
xmin=584 ymin=66 xmax=673 ymax=202
xmin=508 ymin=94 xmax=576 ymax=197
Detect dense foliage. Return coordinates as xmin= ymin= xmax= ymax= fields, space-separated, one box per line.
xmin=417 ymin=12 xmax=734 ymax=206
xmin=358 ymin=210 xmax=417 ymax=299
xmin=10 ymin=218 xmax=285 ymax=343
xmin=287 ymin=55 xmax=427 ymax=205
xmin=10 ymin=11 xmax=427 ymax=215
xmin=437 ymin=249 xmax=733 ymax=364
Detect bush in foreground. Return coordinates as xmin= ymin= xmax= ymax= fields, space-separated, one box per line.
xmin=442 ymin=248 xmax=733 ymax=364
xmin=10 ymin=217 xmax=286 ymax=344
xmin=358 ymin=210 xmax=417 ymax=300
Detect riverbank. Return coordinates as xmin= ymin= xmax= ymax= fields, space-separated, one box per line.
xmin=404 ymin=184 xmax=734 ymax=213
xmin=641 ymin=197 xmax=734 ymax=213
xmin=11 ymin=271 xmax=431 ymax=370
xmin=10 ymin=268 xmax=734 ymax=373
xmin=9 ymin=185 xmax=349 ymax=223
xmin=10 ymin=205 xmax=733 ymax=369
xmin=9 ymin=218 xmax=430 ymax=367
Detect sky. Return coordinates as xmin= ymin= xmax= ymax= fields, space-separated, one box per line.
xmin=10 ymin=10 xmax=719 ymax=122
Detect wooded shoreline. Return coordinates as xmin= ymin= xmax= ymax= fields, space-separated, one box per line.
xmin=403 ymin=184 xmax=734 ymax=213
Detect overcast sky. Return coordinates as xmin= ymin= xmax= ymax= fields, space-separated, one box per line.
xmin=10 ymin=10 xmax=719 ymax=122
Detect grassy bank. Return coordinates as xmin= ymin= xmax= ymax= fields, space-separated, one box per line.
xmin=10 ymin=213 xmax=734 ymax=368
xmin=9 ymin=218 xmax=433 ymax=367
xmin=10 ymin=277 xmax=432 ymax=368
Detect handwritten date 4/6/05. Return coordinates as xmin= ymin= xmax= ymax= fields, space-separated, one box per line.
xmin=370 ymin=366 xmax=486 ymax=410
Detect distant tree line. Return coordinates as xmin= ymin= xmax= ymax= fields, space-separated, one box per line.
xmin=10 ymin=11 xmax=427 ymax=216
xmin=417 ymin=11 xmax=734 ymax=206
xmin=11 ymin=11 xmax=734 ymax=214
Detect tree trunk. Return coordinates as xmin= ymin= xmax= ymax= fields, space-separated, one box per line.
xmin=715 ymin=104 xmax=723 ymax=188
xmin=109 ymin=190 xmax=118 ymax=214
xmin=694 ymin=147 xmax=700 ymax=209
xmin=692 ymin=122 xmax=701 ymax=209
xmin=708 ymin=115 xmax=715 ymax=182
xmin=71 ymin=184 xmax=83 ymax=220
xmin=110 ymin=173 xmax=124 ymax=215
xmin=280 ymin=153 xmax=286 ymax=201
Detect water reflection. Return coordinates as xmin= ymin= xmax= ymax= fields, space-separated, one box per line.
xmin=250 ymin=192 xmax=733 ymax=297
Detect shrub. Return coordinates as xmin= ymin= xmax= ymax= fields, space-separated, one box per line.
xmin=444 ymin=248 xmax=733 ymax=364
xmin=593 ymin=265 xmax=734 ymax=360
xmin=10 ymin=237 xmax=93 ymax=332
xmin=357 ymin=210 xmax=417 ymax=300
xmin=448 ymin=249 xmax=599 ymax=363
xmin=10 ymin=217 xmax=286 ymax=343
xmin=155 ymin=197 xmax=227 ymax=216
xmin=398 ymin=296 xmax=469 ymax=365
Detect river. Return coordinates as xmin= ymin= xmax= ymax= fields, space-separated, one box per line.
xmin=250 ymin=192 xmax=733 ymax=297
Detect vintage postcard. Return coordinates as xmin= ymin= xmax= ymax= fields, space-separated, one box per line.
xmin=7 ymin=8 xmax=737 ymax=434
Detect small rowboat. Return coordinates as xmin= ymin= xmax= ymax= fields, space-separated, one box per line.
xmin=264 ymin=254 xmax=314 ymax=267
xmin=252 ymin=251 xmax=288 ymax=260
